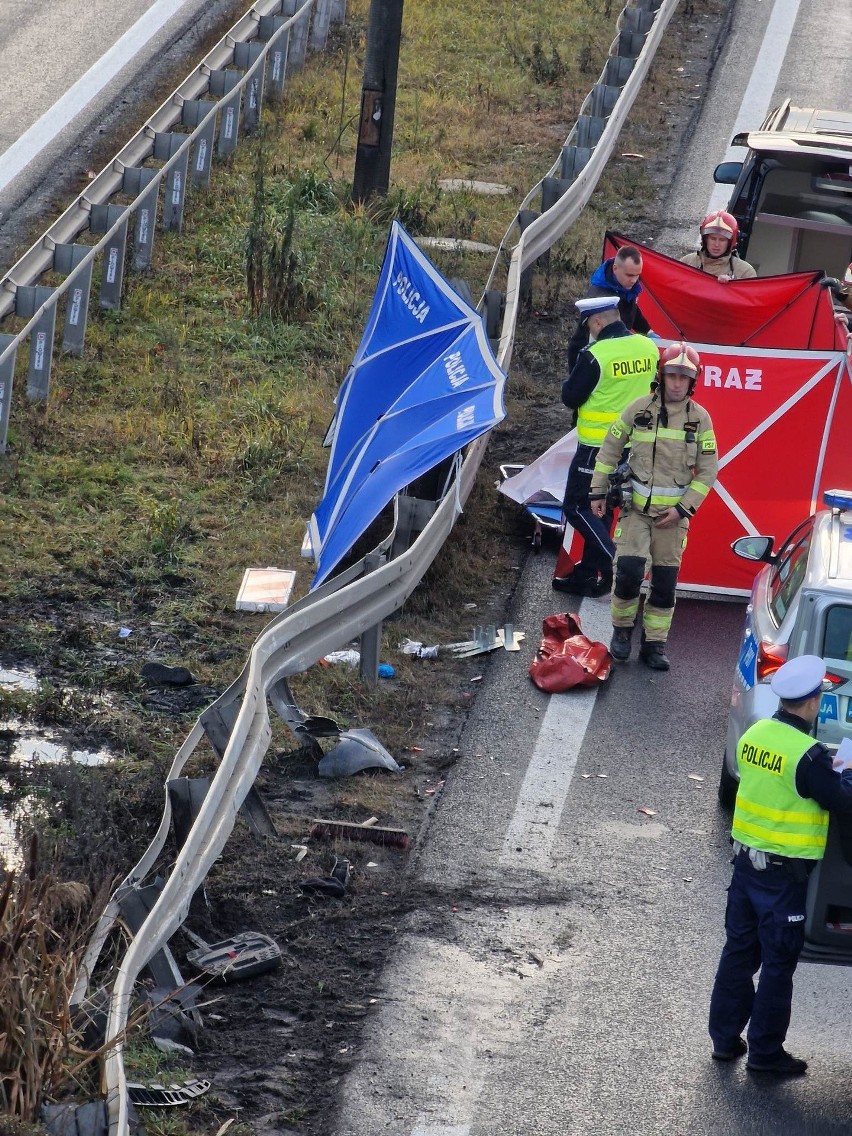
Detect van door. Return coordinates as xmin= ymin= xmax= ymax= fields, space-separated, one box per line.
xmin=802 ymin=596 xmax=852 ymax=745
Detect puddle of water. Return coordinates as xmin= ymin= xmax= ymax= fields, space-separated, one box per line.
xmin=0 ymin=722 xmax=114 ymax=868
xmin=7 ymin=735 xmax=112 ymax=767
xmin=0 ymin=666 xmax=39 ymax=692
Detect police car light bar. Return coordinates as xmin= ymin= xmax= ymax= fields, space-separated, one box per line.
xmin=822 ymin=488 xmax=852 ymax=511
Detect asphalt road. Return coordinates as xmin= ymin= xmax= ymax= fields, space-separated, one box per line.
xmin=333 ymin=1 xmax=852 ymax=1132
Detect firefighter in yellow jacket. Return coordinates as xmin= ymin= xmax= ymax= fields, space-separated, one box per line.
xmin=589 ymin=342 xmax=718 ymax=671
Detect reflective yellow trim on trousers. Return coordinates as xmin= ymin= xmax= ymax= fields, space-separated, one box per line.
xmin=643 ymin=609 xmax=673 ymax=631
xmin=611 ymin=596 xmax=639 ymax=623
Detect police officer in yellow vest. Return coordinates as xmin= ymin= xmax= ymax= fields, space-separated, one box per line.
xmin=556 ymin=294 xmax=659 ymax=598
xmin=709 ymin=655 xmax=852 ymax=1077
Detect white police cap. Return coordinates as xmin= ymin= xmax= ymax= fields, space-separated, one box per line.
xmin=575 ymin=294 xmax=620 ymax=317
xmin=770 ymin=654 xmax=826 ymax=700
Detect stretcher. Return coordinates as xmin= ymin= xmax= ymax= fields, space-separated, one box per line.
xmin=498 ymin=430 xmax=576 ymax=552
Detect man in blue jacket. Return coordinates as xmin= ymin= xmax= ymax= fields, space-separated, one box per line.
xmin=567 ymin=246 xmax=652 ymax=368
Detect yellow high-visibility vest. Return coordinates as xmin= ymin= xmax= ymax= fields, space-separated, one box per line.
xmin=576 ymin=334 xmax=658 ymax=446
xmin=732 ymin=718 xmax=828 ymax=859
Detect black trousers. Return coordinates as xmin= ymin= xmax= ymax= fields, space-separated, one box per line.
xmin=708 ymin=849 xmax=811 ymax=1061
xmin=563 ymin=442 xmax=615 ymax=578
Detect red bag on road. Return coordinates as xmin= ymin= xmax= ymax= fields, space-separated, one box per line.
xmin=528 ymin=612 xmax=611 ymax=693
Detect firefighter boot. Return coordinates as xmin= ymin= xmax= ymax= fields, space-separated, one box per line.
xmin=639 ymin=639 xmax=670 ymax=672
xmin=609 ymin=626 xmax=633 ymax=662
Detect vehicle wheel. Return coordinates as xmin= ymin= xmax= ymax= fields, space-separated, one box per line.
xmin=718 ymin=752 xmax=738 ymax=809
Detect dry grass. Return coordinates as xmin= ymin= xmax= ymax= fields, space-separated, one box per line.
xmin=0 ymin=839 xmax=92 ymax=1121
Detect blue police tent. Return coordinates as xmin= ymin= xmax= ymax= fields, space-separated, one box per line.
xmin=308 ymin=221 xmax=506 ymax=588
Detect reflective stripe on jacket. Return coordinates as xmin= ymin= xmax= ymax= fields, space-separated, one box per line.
xmin=590 ymin=391 xmax=717 ymax=517
xmin=575 ymin=335 xmax=658 ymax=447
xmin=732 ymin=718 xmax=829 ymax=860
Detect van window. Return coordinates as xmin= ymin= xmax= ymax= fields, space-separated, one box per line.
xmin=768 ymin=517 xmax=815 ymax=624
xmin=824 ymin=605 xmax=852 ymax=662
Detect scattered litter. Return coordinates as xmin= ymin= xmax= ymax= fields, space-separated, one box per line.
xmin=118 ymin=627 xmax=132 ymax=639
xmin=683 ymin=877 xmax=694 ymax=883
xmin=424 ymin=780 xmax=445 ymax=796
xmin=408 ymin=745 xmax=424 ymax=753
xmin=291 ymin=845 xmax=309 ymax=862
xmin=447 ymin=625 xmax=525 ymax=657
xmin=464 ymin=602 xmax=478 ymax=610
xmin=581 ymin=773 xmax=592 ymax=779
xmin=378 ymin=663 xmax=396 ymax=679
xmin=655 ymin=866 xmax=668 ymax=872
xmin=184 ymin=930 xmax=282 ymax=981
xmin=399 ymin=638 xmax=439 ymax=658
xmin=471 ymin=675 xmax=483 ymax=683
xmin=621 ymin=152 xmax=645 ymax=159
xmin=323 ymin=649 xmax=360 ymax=667
xmin=235 ymin=567 xmax=296 ymax=612
xmin=141 ymin=661 xmax=197 ymax=687
xmin=153 ymin=1037 xmax=194 ymax=1058
xmin=637 ymin=807 xmax=657 ymax=817
xmin=299 ymin=864 xmax=347 ymax=899
xmin=127 ymin=1079 xmax=211 ymax=1108
xmin=215 ymin=1121 xmax=237 ymax=1136
xmin=597 ymin=773 xmax=608 ymax=779
xmin=317 ymin=728 xmax=403 ymax=777
xmin=366 ymin=861 xmax=379 ymax=869
xmin=362 ymin=816 xmax=379 ymax=827
xmin=261 ymin=889 xmax=278 ymax=896
xmin=687 ymin=773 xmax=705 ymax=782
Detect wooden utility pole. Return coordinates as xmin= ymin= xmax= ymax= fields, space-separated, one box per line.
xmin=352 ymin=0 xmax=404 ymax=203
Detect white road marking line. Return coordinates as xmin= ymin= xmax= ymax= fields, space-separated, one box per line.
xmin=0 ymin=0 xmax=194 ymax=194
xmin=411 ymin=1125 xmax=470 ymax=1136
xmin=499 ymin=597 xmax=612 ymax=872
xmin=706 ymin=0 xmax=802 ymax=213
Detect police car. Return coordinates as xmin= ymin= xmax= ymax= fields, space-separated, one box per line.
xmin=719 ymin=489 xmax=852 ymax=807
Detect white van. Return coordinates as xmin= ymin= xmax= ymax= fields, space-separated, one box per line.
xmin=713 ymin=102 xmax=852 ymax=280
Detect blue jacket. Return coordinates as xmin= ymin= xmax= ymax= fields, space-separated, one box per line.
xmin=567 ymin=259 xmax=652 ymax=368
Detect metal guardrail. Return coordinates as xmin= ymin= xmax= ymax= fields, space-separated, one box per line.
xmin=53 ymin=2 xmax=679 ymax=1132
xmin=0 ymin=0 xmax=345 ymax=450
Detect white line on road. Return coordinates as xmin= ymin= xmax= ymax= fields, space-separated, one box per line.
xmin=499 ymin=597 xmax=612 ymax=872
xmin=706 ymin=0 xmax=802 ymax=214
xmin=0 ymin=0 xmax=194 ymax=195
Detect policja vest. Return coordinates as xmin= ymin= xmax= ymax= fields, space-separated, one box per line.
xmin=576 ymin=334 xmax=659 ymax=446
xmin=731 ymin=718 xmax=829 ymax=859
